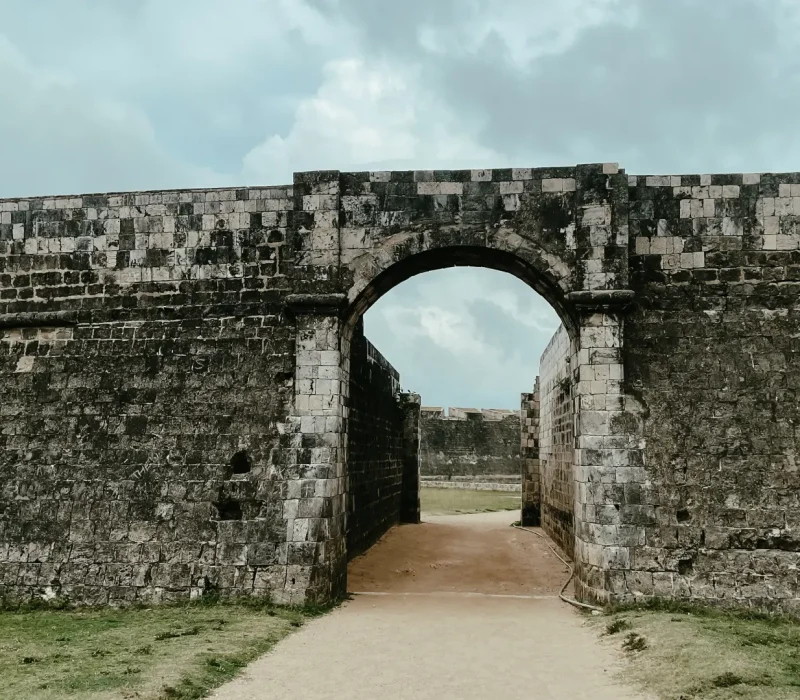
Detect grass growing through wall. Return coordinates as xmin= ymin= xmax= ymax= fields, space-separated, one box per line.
xmin=0 ymin=597 xmax=330 ymax=700
xmin=420 ymin=487 xmax=520 ymax=516
xmin=588 ymin=599 xmax=800 ymax=699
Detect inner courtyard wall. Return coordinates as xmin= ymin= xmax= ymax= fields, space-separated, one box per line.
xmin=345 ymin=319 xmax=405 ymax=560
xmin=419 ymin=407 xmax=522 ymax=478
xmin=538 ymin=325 xmax=576 ymax=559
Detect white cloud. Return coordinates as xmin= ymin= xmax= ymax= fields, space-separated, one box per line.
xmin=368 ymin=268 xmax=560 ymax=359
xmin=241 ymin=56 xmax=507 ymax=184
xmin=1 ymin=0 xmax=340 ymax=85
xmin=0 ymin=0 xmax=352 ymax=177
xmin=480 ymin=288 xmax=560 ymax=334
xmin=362 ymin=265 xmax=560 ymax=406
xmin=381 ymin=267 xmax=560 ymax=333
xmin=382 ymin=305 xmax=491 ymax=359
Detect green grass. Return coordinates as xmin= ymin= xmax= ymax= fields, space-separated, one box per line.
xmin=0 ymin=598 xmax=329 ymax=700
xmin=420 ymin=487 xmax=520 ymax=516
xmin=589 ymin=600 xmax=800 ymax=699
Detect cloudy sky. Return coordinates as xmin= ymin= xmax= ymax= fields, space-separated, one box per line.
xmin=2 ymin=0 xmax=798 ymax=409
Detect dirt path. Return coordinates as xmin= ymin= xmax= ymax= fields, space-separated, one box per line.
xmin=348 ymin=510 xmax=568 ymax=596
xmin=210 ymin=511 xmax=653 ymax=700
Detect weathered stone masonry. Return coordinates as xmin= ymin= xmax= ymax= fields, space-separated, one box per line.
xmin=621 ymin=174 xmax=800 ymax=611
xmin=0 ymin=186 xmax=300 ymax=605
xmin=1 ymin=163 xmax=798 ymax=616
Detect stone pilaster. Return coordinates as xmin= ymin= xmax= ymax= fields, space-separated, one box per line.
xmin=520 ymin=379 xmax=541 ymax=526
xmin=398 ymin=392 xmax=421 ymax=524
xmin=278 ymin=293 xmax=348 ymax=604
xmin=290 ymin=170 xmax=341 ymax=294
xmin=573 ymin=163 xmax=629 ymax=293
xmin=567 ymin=291 xmax=641 ymax=605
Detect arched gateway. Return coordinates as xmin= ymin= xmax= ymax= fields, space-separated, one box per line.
xmin=283 ymin=164 xmax=639 ymax=604
xmin=1 ymin=163 xmax=798 ymax=614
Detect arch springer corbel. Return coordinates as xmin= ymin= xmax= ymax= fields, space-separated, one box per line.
xmin=566 ymin=290 xmax=635 ymax=314
xmin=283 ymin=293 xmax=348 ymax=318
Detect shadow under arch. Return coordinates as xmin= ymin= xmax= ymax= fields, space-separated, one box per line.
xmin=342 ymin=246 xmax=578 ymax=343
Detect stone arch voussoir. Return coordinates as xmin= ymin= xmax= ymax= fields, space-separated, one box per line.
xmin=343 ymin=241 xmax=578 ymax=339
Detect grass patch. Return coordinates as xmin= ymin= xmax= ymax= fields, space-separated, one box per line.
xmin=420 ymin=487 xmax=520 ymax=516
xmin=621 ymin=632 xmax=648 ymax=652
xmin=0 ymin=596 xmax=334 ymax=700
xmin=589 ymin=600 xmax=800 ymax=699
xmin=603 ymin=618 xmax=631 ymax=636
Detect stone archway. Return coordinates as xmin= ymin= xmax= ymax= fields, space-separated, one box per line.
xmin=283 ymin=164 xmax=641 ymax=606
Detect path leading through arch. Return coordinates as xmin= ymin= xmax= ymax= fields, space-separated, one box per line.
xmin=210 ymin=511 xmax=652 ymax=700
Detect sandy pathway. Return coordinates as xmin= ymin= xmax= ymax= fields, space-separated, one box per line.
xmin=210 ymin=511 xmax=652 ymax=700
xmin=348 ymin=509 xmax=569 ymax=596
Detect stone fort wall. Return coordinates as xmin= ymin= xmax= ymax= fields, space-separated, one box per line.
xmin=618 ymin=173 xmax=800 ymax=608
xmin=0 ymin=186 xmax=300 ymax=605
xmin=419 ymin=407 xmax=521 ymax=478
xmin=0 ymin=183 xmax=415 ymax=605
xmin=0 ymin=164 xmax=798 ymax=615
